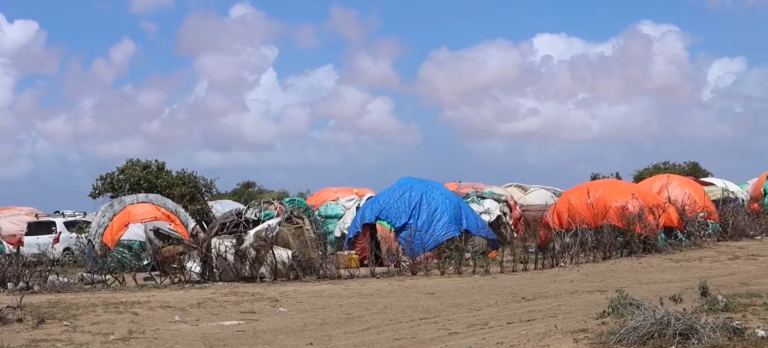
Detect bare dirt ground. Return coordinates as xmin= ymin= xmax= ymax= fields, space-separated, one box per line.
xmin=2 ymin=240 xmax=768 ymax=348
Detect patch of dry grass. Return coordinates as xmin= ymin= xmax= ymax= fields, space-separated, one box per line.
xmin=595 ymin=284 xmax=768 ymax=348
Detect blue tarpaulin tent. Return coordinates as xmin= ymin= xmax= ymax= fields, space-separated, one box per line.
xmin=345 ymin=177 xmax=497 ymax=258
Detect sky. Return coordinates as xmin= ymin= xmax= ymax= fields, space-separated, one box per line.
xmin=1 ymin=0 xmax=768 ymax=213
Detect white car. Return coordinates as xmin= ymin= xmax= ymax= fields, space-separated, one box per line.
xmin=21 ymin=211 xmax=92 ymax=262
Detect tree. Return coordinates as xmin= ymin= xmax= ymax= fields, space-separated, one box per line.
xmin=215 ymin=181 xmax=310 ymax=204
xmin=295 ymin=189 xmax=311 ymax=200
xmin=631 ymin=161 xmax=713 ymax=183
xmin=590 ymin=172 xmax=623 ymax=181
xmin=89 ymin=159 xmax=218 ymax=226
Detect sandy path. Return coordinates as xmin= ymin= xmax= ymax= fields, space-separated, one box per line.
xmin=2 ymin=241 xmax=767 ymax=348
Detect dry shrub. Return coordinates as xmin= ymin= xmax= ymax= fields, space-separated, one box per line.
xmin=597 ymin=283 xmax=768 ymax=348
xmin=598 ymin=289 xmax=736 ymax=348
xmin=538 ymin=197 xmax=661 ymax=269
xmin=716 ymin=205 xmax=768 ymax=241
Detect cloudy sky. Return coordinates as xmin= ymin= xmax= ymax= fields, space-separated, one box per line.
xmin=1 ymin=0 xmax=768 ymax=212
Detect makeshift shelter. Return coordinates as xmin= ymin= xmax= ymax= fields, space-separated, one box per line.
xmin=745 ymin=178 xmax=757 ymax=193
xmin=638 ymin=174 xmax=719 ymax=227
xmin=693 ymin=177 xmax=745 ymax=207
xmin=748 ymin=171 xmax=768 ymax=212
xmin=307 ymin=187 xmax=375 ymax=254
xmin=0 ymin=207 xmax=44 ymax=248
xmin=206 ymin=197 xmax=319 ymax=280
xmin=208 ymin=200 xmax=246 ymax=218
xmin=501 ymin=183 xmax=559 ymax=241
xmin=332 ymin=194 xmax=375 ymax=251
xmin=88 ymin=194 xmax=197 ymax=271
xmin=504 ymin=183 xmax=563 ymax=199
xmin=540 ymin=179 xmax=683 ymax=248
xmin=346 ymin=177 xmax=497 ymax=264
xmin=443 ymin=182 xmax=521 ymax=244
xmin=306 ymin=187 xmax=375 ymax=210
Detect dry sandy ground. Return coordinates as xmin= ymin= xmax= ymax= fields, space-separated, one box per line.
xmin=2 ymin=241 xmax=768 ymax=348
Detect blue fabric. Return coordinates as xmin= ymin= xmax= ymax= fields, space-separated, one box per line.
xmin=346 ymin=177 xmax=497 ymax=258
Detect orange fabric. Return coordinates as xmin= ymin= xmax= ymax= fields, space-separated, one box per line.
xmin=443 ymin=182 xmax=524 ymax=235
xmin=353 ymin=223 xmax=398 ymax=266
xmin=102 ymin=203 xmax=190 ymax=250
xmin=638 ymin=174 xmax=718 ymax=222
xmin=306 ymin=187 xmax=375 ymax=210
xmin=748 ymin=171 xmax=768 ymax=212
xmin=539 ymin=179 xmax=683 ymax=247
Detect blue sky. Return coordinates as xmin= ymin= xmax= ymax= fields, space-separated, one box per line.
xmin=1 ymin=0 xmax=767 ymax=212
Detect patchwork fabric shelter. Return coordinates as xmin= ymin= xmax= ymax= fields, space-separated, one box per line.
xmin=444 ymin=182 xmax=522 ymax=232
xmin=501 ymin=183 xmax=560 ymax=240
xmin=699 ymin=178 xmax=748 ymax=201
xmin=748 ymin=171 xmax=768 ymax=212
xmin=0 ymin=207 xmax=43 ymax=247
xmin=540 ymin=179 xmax=683 ymax=248
xmin=504 ymin=183 xmax=563 ymax=199
xmin=638 ymin=174 xmax=718 ymax=223
xmin=208 ymin=200 xmax=246 ymax=218
xmin=307 ymin=187 xmax=376 ymax=253
xmin=88 ymin=194 xmax=197 ymax=270
xmin=347 ymin=177 xmax=497 ymax=260
xmin=306 ymin=187 xmax=374 ymax=210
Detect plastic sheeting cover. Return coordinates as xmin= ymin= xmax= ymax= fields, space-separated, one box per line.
xmin=208 ymin=200 xmax=246 ymax=218
xmin=89 ymin=194 xmax=197 ymax=250
xmin=699 ymin=177 xmax=748 ymax=202
xmin=335 ymin=194 xmax=375 ymax=238
xmin=346 ymin=177 xmax=496 ymax=258
xmin=0 ymin=207 xmax=44 ymax=243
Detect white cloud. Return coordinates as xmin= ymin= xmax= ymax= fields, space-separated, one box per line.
xmin=414 ymin=20 xmax=767 ymax=143
xmin=341 ymin=38 xmax=403 ymax=89
xmin=129 ymin=0 xmax=174 ymax=15
xmin=0 ymin=12 xmax=60 ymax=179
xmin=327 ymin=5 xmax=370 ymax=45
xmin=0 ymin=3 xmax=418 ymax=180
xmin=138 ymin=19 xmax=158 ymax=38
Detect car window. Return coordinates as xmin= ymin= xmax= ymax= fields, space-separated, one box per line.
xmin=63 ymin=220 xmax=91 ymax=235
xmin=25 ymin=221 xmax=57 ymax=237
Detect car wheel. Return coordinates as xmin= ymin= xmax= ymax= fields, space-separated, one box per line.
xmin=61 ymin=249 xmax=75 ymax=263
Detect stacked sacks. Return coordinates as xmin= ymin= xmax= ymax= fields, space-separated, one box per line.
xmin=306 ymin=187 xmax=374 ymax=253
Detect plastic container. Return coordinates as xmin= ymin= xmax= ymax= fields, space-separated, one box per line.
xmin=335 ymin=251 xmax=360 ymax=269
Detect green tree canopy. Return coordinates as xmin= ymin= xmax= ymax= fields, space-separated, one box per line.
xmin=215 ymin=180 xmax=289 ymax=203
xmin=631 ymin=161 xmax=713 ymax=183
xmin=214 ymin=181 xmax=312 ymax=204
xmin=590 ymin=172 xmax=623 ymax=181
xmin=89 ymin=159 xmax=218 ymax=226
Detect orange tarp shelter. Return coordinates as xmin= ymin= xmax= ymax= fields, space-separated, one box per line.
xmin=638 ymin=174 xmax=718 ymax=222
xmin=540 ymin=179 xmax=683 ymax=247
xmin=101 ymin=203 xmax=190 ymax=250
xmin=306 ymin=187 xmax=374 ymax=210
xmin=748 ymin=171 xmax=768 ymax=212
